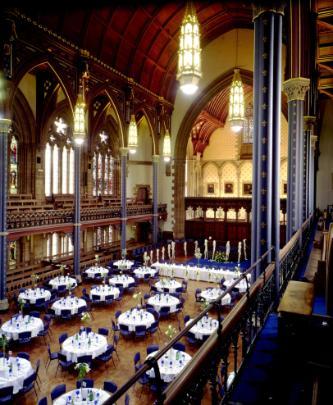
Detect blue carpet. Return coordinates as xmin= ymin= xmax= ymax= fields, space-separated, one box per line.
xmin=312 ymin=295 xmax=326 ymax=315
xmin=185 ymin=258 xmax=250 ymax=270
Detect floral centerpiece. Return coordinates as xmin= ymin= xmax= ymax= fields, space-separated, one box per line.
xmin=133 ymin=291 xmax=142 ymax=308
xmin=81 ymin=312 xmax=91 ymax=324
xmin=194 ymin=247 xmax=202 ymax=266
xmin=165 ymin=324 xmax=177 ymax=340
xmin=144 ymin=255 xmax=150 ymax=267
xmin=200 ymin=299 xmax=209 ymax=311
xmin=75 ymin=362 xmax=91 ymax=380
xmin=31 ymin=273 xmax=39 ymax=288
xmin=18 ymin=297 xmax=24 ymax=314
xmin=95 ymin=254 xmax=99 ymax=265
xmin=214 ymin=251 xmax=227 ymax=263
xmin=59 ymin=264 xmax=65 ymax=276
xmin=0 ymin=334 xmax=7 ymax=360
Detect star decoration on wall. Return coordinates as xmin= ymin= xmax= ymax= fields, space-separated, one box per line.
xmin=100 ymin=132 xmax=108 ymax=143
xmin=54 ymin=117 xmax=67 ymax=135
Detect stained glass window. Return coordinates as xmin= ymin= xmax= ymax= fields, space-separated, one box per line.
xmin=9 ymin=136 xmax=18 ymax=194
xmin=92 ymin=132 xmax=115 ymax=196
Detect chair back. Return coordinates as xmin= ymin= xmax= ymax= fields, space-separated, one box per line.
xmin=77 ymin=354 xmax=92 ymax=364
xmin=51 ymin=384 xmax=66 ymax=400
xmin=58 ymin=332 xmax=68 ymax=345
xmin=103 ymin=380 xmax=118 ymax=394
xmin=17 ymin=352 xmax=30 ymax=360
xmin=0 ymin=385 xmax=13 ymax=399
xmin=98 ymin=327 xmax=109 ymax=336
xmin=76 ymin=378 xmax=94 ymax=388
xmin=147 ymin=344 xmax=159 ymax=355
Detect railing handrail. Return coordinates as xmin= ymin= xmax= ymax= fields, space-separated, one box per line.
xmin=106 ymin=247 xmax=274 ymax=404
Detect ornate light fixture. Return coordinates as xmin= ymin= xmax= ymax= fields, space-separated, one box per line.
xmin=177 ymin=2 xmax=202 ymax=95
xmin=73 ymin=93 xmax=86 ymax=145
xmin=163 ymin=129 xmax=171 ymax=162
xmin=128 ymin=114 xmax=138 ymax=154
xmin=229 ymin=68 xmax=245 ymax=133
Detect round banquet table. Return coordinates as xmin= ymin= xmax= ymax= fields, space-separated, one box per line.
xmin=52 ymin=297 xmax=87 ymax=316
xmin=113 ymin=260 xmax=134 ymax=270
xmin=84 ymin=266 xmax=109 ymax=279
xmin=133 ymin=267 xmax=157 ymax=279
xmin=147 ymin=294 xmax=180 ymax=313
xmin=200 ymin=288 xmax=231 ymax=305
xmin=118 ymin=308 xmax=154 ymax=332
xmin=0 ymin=357 xmax=34 ymax=394
xmin=1 ymin=314 xmax=44 ymax=340
xmin=146 ymin=348 xmax=192 ymax=383
xmin=53 ymin=388 xmax=110 ymax=405
xmin=223 ymin=278 xmax=249 ymax=293
xmin=49 ymin=276 xmax=77 ymax=289
xmin=155 ymin=279 xmax=182 ymax=293
xmin=109 ymin=275 xmax=134 ymax=289
xmin=186 ymin=316 xmax=219 ymax=340
xmin=89 ymin=285 xmax=119 ymax=301
xmin=61 ymin=331 xmax=108 ymax=363
xmin=18 ymin=287 xmax=51 ymax=304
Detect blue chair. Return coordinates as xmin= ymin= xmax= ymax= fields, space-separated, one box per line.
xmin=147 ymin=320 xmax=159 ymax=335
xmin=18 ymin=331 xmax=32 ymax=344
xmin=58 ymin=332 xmax=68 ymax=348
xmin=133 ymin=352 xmax=141 ymax=369
xmin=104 ymin=295 xmax=114 ymax=304
xmin=115 ymin=310 xmax=122 ymax=319
xmin=183 ymin=314 xmax=190 ymax=325
xmin=76 ymin=378 xmax=94 ymax=388
xmin=113 ymin=334 xmax=120 ymax=360
xmin=146 ymin=344 xmax=159 ymax=355
xmin=19 ymin=372 xmax=37 ymax=396
xmin=38 ymin=397 xmax=47 ymax=405
xmin=17 ymin=352 xmax=30 ymax=360
xmin=29 ymin=310 xmax=40 ymax=318
xmin=56 ymin=353 xmax=73 ymax=375
xmin=119 ymin=324 xmax=131 ymax=338
xmin=159 ymin=306 xmax=170 ymax=318
xmin=0 ymin=386 xmax=13 ymax=404
xmin=173 ymin=342 xmax=186 ymax=352
xmin=91 ymin=294 xmax=101 ymax=304
xmin=134 ymin=325 xmax=146 ymax=338
xmin=111 ymin=320 xmax=119 ymax=334
xmin=103 ymin=380 xmax=118 ymax=394
xmin=125 ymin=394 xmax=130 ymax=405
xmin=51 ymin=384 xmax=66 ymax=400
xmin=34 ymin=297 xmax=46 ymax=311
xmin=195 ymin=288 xmax=203 ymax=302
xmin=60 ymin=309 xmax=72 ymax=320
xmin=186 ymin=331 xmax=198 ymax=345
xmin=38 ymin=321 xmax=50 ymax=343
xmin=96 ymin=345 xmax=115 ymax=367
xmin=98 ymin=327 xmax=109 ymax=337
xmin=46 ymin=344 xmax=58 ymax=369
xmin=76 ymin=355 xmax=92 ymax=367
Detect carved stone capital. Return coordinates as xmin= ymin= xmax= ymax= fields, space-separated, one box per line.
xmin=311 ymin=135 xmax=318 ymax=148
xmin=120 ymin=147 xmax=129 ymax=157
xmin=152 ymin=154 xmax=160 ymax=163
xmin=252 ymin=2 xmax=285 ymax=20
xmin=0 ymin=118 xmax=11 ymax=134
xmin=283 ymin=77 xmax=310 ymax=102
xmin=304 ymin=116 xmax=316 ymax=131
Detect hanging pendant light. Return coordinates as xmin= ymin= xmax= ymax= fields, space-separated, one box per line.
xmin=229 ymin=68 xmax=245 ymax=132
xmin=128 ymin=114 xmax=138 ymax=154
xmin=163 ymin=129 xmax=171 ymax=162
xmin=73 ymin=93 xmax=86 ymax=145
xmin=177 ymin=1 xmax=202 ymax=95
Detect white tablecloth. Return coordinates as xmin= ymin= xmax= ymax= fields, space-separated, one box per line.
xmin=147 ymin=294 xmax=179 ymax=313
xmin=52 ymin=297 xmax=86 ymax=316
xmin=1 ymin=314 xmax=44 ymax=340
xmin=113 ymin=260 xmax=134 ymax=270
xmin=155 ymin=279 xmax=182 ymax=293
xmin=18 ymin=288 xmax=51 ymax=304
xmin=49 ymin=276 xmax=77 ymax=289
xmin=85 ymin=266 xmax=109 ymax=279
xmin=89 ymin=285 xmax=119 ymax=301
xmin=200 ymin=288 xmax=231 ymax=305
xmin=53 ymin=388 xmax=110 ymax=405
xmin=146 ymin=348 xmax=192 ymax=383
xmin=223 ymin=278 xmax=249 ymax=293
xmin=187 ymin=316 xmax=219 ymax=340
xmin=133 ymin=267 xmax=157 ymax=279
xmin=151 ymin=262 xmax=245 ymax=283
xmin=62 ymin=331 xmax=108 ymax=363
xmin=109 ymin=275 xmax=134 ymax=289
xmin=0 ymin=357 xmax=34 ymax=394
xmin=118 ymin=308 xmax=154 ymax=332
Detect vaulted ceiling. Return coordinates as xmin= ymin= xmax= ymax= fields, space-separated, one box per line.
xmin=23 ymin=1 xmax=253 ymax=102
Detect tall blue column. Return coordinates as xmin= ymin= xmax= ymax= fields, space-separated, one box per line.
xmin=152 ymin=155 xmax=159 ymax=245
xmin=120 ymin=147 xmax=128 ymax=253
xmin=73 ymin=145 xmax=82 ymax=283
xmin=304 ymin=116 xmax=316 ymax=218
xmin=252 ymin=6 xmax=283 ymax=283
xmin=283 ymin=79 xmax=310 ymax=240
xmin=309 ymin=134 xmax=317 ymax=215
xmin=0 ymin=119 xmax=10 ymax=310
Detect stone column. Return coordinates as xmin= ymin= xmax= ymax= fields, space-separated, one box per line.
xmin=304 ymin=116 xmax=316 ymax=218
xmin=73 ymin=145 xmax=82 ymax=282
xmin=252 ymin=5 xmax=284 ymax=283
xmin=309 ymin=134 xmax=317 ymax=215
xmin=0 ymin=118 xmax=11 ymax=310
xmin=152 ymin=155 xmax=159 ymax=245
xmin=120 ymin=147 xmax=128 ymax=252
xmin=283 ymin=78 xmax=310 ymax=239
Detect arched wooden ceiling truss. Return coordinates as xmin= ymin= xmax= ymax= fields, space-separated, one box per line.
xmin=23 ymin=1 xmax=253 ymax=102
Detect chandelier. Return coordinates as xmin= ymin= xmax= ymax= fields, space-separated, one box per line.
xmin=128 ymin=114 xmax=138 ymax=154
xmin=163 ymin=129 xmax=171 ymax=162
xmin=228 ymin=68 xmax=245 ymax=133
xmin=73 ymin=93 xmax=86 ymax=145
xmin=177 ymin=2 xmax=202 ymax=95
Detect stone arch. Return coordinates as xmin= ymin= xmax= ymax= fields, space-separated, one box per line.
xmin=135 ymin=108 xmax=157 ymax=155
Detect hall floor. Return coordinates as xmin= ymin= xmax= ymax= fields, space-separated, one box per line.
xmin=2 ymin=275 xmax=230 ymax=405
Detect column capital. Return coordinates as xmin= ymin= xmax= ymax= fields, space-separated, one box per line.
xmin=152 ymin=155 xmax=160 ymax=163
xmin=304 ymin=116 xmax=316 ymax=131
xmin=120 ymin=147 xmax=129 ymax=156
xmin=0 ymin=118 xmax=11 ymax=133
xmin=311 ymin=135 xmax=318 ymax=148
xmin=283 ymin=77 xmax=310 ymax=101
xmin=252 ymin=3 xmax=285 ymax=20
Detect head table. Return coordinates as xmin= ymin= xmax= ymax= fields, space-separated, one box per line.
xmin=18 ymin=287 xmax=51 ymax=304
xmin=0 ymin=357 xmax=34 ymax=394
xmin=52 ymin=297 xmax=87 ymax=316
xmin=61 ymin=331 xmax=108 ymax=363
xmin=118 ymin=308 xmax=155 ymax=332
xmin=53 ymin=388 xmax=110 ymax=405
xmin=84 ymin=266 xmax=109 ymax=279
xmin=1 ymin=314 xmax=44 ymax=340
xmin=146 ymin=348 xmax=192 ymax=383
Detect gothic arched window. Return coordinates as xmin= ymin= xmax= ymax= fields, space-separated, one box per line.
xmin=9 ymin=135 xmax=18 ymax=194
xmin=44 ymin=117 xmax=74 ymax=196
xmin=92 ymin=131 xmax=114 ymax=196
